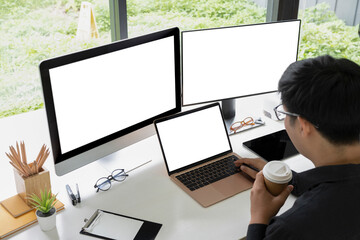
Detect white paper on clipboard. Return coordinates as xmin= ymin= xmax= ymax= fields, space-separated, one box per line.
xmin=83 ymin=210 xmax=144 ymax=239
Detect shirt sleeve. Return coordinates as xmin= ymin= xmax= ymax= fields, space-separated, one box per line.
xmin=246 ymin=218 xmax=296 ymax=240
xmin=246 ymin=224 xmax=267 ymax=240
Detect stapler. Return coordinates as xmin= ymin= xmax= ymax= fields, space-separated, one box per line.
xmin=66 ymin=183 xmax=81 ymax=206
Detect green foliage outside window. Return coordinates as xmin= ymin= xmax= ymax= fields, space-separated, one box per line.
xmin=127 ymin=0 xmax=266 ymax=33
xmin=298 ymin=3 xmax=360 ymax=63
xmin=0 ymin=0 xmax=110 ymax=118
xmin=0 ymin=0 xmax=359 ymax=119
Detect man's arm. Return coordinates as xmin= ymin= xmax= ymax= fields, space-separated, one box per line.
xmin=249 ymin=172 xmax=293 ymax=225
xmin=235 ymin=158 xmax=295 ymax=239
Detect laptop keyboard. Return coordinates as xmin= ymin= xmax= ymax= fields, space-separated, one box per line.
xmin=175 ymin=155 xmax=240 ymax=191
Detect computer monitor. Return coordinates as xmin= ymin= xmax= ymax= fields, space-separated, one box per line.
xmin=181 ymin=20 xmax=300 ymax=121
xmin=40 ymin=27 xmax=181 ymax=176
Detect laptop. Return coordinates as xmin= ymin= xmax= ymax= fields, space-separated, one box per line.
xmin=154 ymin=103 xmax=253 ymax=207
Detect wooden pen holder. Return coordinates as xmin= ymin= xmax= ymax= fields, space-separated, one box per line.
xmin=13 ymin=167 xmax=51 ymax=206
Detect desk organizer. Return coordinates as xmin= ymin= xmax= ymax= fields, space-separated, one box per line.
xmin=13 ymin=167 xmax=51 ymax=206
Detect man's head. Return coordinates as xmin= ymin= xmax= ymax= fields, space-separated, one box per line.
xmin=278 ymin=55 xmax=360 ymax=145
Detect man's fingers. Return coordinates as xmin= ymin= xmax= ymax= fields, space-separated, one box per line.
xmin=235 ymin=158 xmax=266 ymax=170
xmin=234 ymin=158 xmax=267 ymax=180
xmin=279 ymin=185 xmax=294 ymax=199
xmin=240 ymin=164 xmax=260 ymax=179
xmin=234 ymin=158 xmax=253 ymax=166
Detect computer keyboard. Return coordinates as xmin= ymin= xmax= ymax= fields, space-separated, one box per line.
xmin=175 ymin=155 xmax=240 ymax=191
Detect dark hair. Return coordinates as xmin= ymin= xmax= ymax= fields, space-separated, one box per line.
xmin=278 ymin=55 xmax=360 ymax=145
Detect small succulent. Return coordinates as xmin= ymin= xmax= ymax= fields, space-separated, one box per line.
xmin=28 ymin=188 xmax=58 ymax=214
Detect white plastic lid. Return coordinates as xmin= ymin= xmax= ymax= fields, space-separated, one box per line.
xmin=263 ymin=161 xmax=292 ymax=184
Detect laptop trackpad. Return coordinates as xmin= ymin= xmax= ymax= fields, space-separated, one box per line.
xmin=211 ymin=174 xmax=253 ymax=196
xmin=190 ymin=174 xmax=253 ymax=207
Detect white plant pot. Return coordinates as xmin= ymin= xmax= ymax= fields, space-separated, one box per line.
xmin=36 ymin=207 xmax=56 ymax=231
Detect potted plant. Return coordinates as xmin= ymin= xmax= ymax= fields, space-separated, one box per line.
xmin=28 ymin=188 xmax=58 ymax=231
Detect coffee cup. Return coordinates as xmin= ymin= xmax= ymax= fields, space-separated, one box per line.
xmin=263 ymin=161 xmax=292 ymax=196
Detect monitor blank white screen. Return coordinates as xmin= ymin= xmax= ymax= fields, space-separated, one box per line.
xmin=182 ymin=20 xmax=300 ymax=105
xmin=49 ymin=36 xmax=176 ymax=154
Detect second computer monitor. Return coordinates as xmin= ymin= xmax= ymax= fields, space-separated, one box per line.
xmin=181 ymin=20 xmax=301 ymax=106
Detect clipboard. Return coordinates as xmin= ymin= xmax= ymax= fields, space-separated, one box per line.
xmin=80 ymin=209 xmax=162 ymax=240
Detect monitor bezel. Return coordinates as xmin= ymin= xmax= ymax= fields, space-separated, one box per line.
xmin=181 ymin=19 xmax=301 ymax=107
xmin=40 ymin=27 xmax=181 ymax=172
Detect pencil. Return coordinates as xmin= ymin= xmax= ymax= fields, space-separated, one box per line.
xmin=20 ymin=141 xmax=27 ymax=165
xmin=9 ymin=161 xmax=27 ymax=177
xmin=16 ymin=142 xmax=21 ymax=161
xmin=8 ymin=148 xmax=27 ymax=174
xmin=35 ymin=144 xmax=45 ymax=165
xmin=38 ymin=148 xmax=50 ymax=171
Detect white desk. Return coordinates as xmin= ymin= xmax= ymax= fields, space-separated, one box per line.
xmin=0 ymin=94 xmax=314 ymax=240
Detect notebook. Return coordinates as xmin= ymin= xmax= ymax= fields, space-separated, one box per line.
xmin=154 ymin=103 xmax=253 ymax=207
xmin=0 ymin=195 xmax=65 ymax=239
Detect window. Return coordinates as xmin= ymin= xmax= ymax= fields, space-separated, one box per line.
xmin=297 ymin=1 xmax=360 ymax=65
xmin=1 ymin=0 xmax=268 ymax=118
xmin=127 ymin=0 xmax=266 ymax=37
xmin=0 ymin=0 xmax=110 ymax=118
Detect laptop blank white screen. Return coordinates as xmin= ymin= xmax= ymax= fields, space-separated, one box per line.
xmin=156 ymin=105 xmax=231 ymax=172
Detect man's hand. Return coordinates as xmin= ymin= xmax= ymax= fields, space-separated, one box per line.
xmin=249 ymin=171 xmax=293 ymax=225
xmin=234 ymin=157 xmax=267 ymax=179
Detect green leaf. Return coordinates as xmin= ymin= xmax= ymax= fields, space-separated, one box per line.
xmin=27 ymin=188 xmax=58 ymax=213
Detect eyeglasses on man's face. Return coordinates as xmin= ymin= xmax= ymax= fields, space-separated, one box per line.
xmin=273 ymin=104 xmax=300 ymax=121
xmin=274 ymin=104 xmax=320 ymax=129
xmin=94 ymin=169 xmax=128 ymax=192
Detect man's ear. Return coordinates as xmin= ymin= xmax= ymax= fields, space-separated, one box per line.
xmin=297 ymin=116 xmax=313 ymax=137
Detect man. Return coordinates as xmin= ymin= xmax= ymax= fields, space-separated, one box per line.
xmin=235 ymin=55 xmax=360 ymax=239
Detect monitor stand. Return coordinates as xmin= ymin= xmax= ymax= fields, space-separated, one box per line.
xmin=221 ymin=99 xmax=236 ymax=134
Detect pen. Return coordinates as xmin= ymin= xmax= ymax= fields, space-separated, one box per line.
xmin=125 ymin=160 xmax=152 ymax=174
xmin=76 ymin=183 xmax=81 ymax=203
xmin=66 ymin=184 xmax=77 ymax=206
